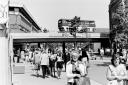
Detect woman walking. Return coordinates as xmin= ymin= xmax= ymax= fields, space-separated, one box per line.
xmin=56 ymin=52 xmax=63 ymax=79
xmin=49 ymin=51 xmax=57 ymax=77
xmin=106 ymin=53 xmax=128 ymax=85
xmin=33 ymin=48 xmax=41 ymax=77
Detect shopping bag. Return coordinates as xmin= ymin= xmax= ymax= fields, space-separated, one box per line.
xmin=79 ymin=77 xmax=91 ymax=85
xmin=124 ymin=80 xmax=128 ymax=85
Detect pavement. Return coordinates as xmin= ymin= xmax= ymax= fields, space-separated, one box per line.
xmin=88 ymin=57 xmax=111 ymax=85
xmin=12 ymin=56 xmax=111 ymax=85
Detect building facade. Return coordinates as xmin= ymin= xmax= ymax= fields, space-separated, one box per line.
xmin=8 ymin=3 xmax=42 ymax=51
xmin=9 ymin=3 xmax=41 ymax=33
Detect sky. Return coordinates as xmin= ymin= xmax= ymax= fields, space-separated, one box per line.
xmin=11 ymin=0 xmax=110 ymax=32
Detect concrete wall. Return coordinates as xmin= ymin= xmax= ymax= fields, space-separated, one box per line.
xmin=20 ymin=15 xmax=31 ymax=32
xmin=32 ymin=26 xmax=38 ymax=33
xmin=10 ymin=27 xmax=25 ymax=33
xmin=0 ymin=25 xmax=11 ymax=85
xmin=9 ymin=8 xmax=39 ymax=33
xmin=9 ymin=14 xmax=30 ymax=33
xmin=9 ymin=14 xmax=17 ymax=25
xmin=0 ymin=26 xmax=6 ymax=37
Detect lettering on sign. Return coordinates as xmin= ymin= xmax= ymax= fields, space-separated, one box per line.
xmin=62 ymin=33 xmax=69 ymax=38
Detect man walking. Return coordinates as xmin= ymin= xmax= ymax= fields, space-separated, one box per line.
xmin=100 ymin=48 xmax=104 ymax=60
xmin=40 ymin=50 xmax=49 ymax=78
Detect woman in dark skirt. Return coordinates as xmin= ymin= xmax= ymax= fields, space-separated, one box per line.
xmin=56 ymin=52 xmax=63 ymax=79
xmin=49 ymin=51 xmax=57 ymax=77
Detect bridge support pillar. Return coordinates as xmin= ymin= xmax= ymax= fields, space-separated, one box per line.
xmin=62 ymin=42 xmax=66 ymax=71
xmin=38 ymin=43 xmax=41 ymax=48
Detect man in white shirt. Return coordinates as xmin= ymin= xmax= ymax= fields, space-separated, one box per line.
xmin=66 ymin=51 xmax=87 ymax=85
xmin=40 ymin=50 xmax=49 ymax=78
xmin=100 ymin=48 xmax=104 ymax=60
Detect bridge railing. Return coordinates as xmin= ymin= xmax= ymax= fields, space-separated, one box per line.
xmin=10 ymin=32 xmax=109 ymax=39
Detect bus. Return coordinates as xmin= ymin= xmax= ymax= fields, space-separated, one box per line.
xmin=58 ymin=19 xmax=96 ymax=32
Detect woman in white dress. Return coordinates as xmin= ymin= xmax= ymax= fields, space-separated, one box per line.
xmin=106 ymin=53 xmax=128 ymax=85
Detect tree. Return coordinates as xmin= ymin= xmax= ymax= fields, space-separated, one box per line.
xmin=42 ymin=28 xmax=49 ymax=33
xmin=110 ymin=1 xmax=128 ymax=54
xmin=69 ymin=16 xmax=80 ymax=49
xmin=69 ymin=16 xmax=80 ymax=37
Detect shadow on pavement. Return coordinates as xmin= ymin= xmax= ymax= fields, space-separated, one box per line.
xmin=30 ymin=74 xmax=59 ymax=79
xmin=30 ymin=74 xmax=43 ymax=78
xmin=96 ymin=62 xmax=111 ymax=67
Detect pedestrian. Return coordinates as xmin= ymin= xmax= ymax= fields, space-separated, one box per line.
xmin=120 ymin=49 xmax=127 ymax=65
xmin=21 ymin=50 xmax=25 ymax=62
xmin=25 ymin=50 xmax=29 ymax=63
xmin=40 ymin=50 xmax=49 ymax=78
xmin=56 ymin=52 xmax=63 ymax=79
xmin=33 ymin=48 xmax=41 ymax=77
xmin=66 ymin=51 xmax=86 ymax=85
xmin=17 ymin=48 xmax=21 ymax=63
xmin=46 ymin=50 xmax=51 ymax=77
xmin=80 ymin=54 xmax=91 ymax=85
xmin=106 ymin=53 xmax=128 ymax=85
xmin=82 ymin=48 xmax=89 ymax=64
xmin=13 ymin=48 xmax=18 ymax=63
xmin=66 ymin=52 xmax=71 ymax=63
xmin=100 ymin=48 xmax=104 ymax=60
xmin=49 ymin=51 xmax=57 ymax=77
xmin=28 ymin=49 xmax=33 ymax=64
xmin=64 ymin=51 xmax=71 ymax=72
xmin=98 ymin=48 xmax=100 ymax=55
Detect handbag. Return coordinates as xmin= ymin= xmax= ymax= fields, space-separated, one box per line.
xmin=79 ymin=77 xmax=91 ymax=85
xmin=124 ymin=80 xmax=127 ymax=85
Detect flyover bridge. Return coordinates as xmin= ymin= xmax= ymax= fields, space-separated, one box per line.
xmin=11 ymin=32 xmax=109 ymax=43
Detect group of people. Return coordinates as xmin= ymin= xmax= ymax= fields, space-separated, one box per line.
xmin=27 ymin=47 xmax=90 ymax=85
xmin=32 ymin=48 xmax=64 ymax=79
xmin=106 ymin=49 xmax=128 ymax=85
xmin=13 ymin=45 xmax=128 ymax=85
xmin=13 ymin=46 xmax=100 ymax=85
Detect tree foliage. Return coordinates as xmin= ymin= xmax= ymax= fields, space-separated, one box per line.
xmin=69 ymin=16 xmax=80 ymax=37
xmin=110 ymin=1 xmax=128 ymax=51
xmin=42 ymin=28 xmax=49 ymax=33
